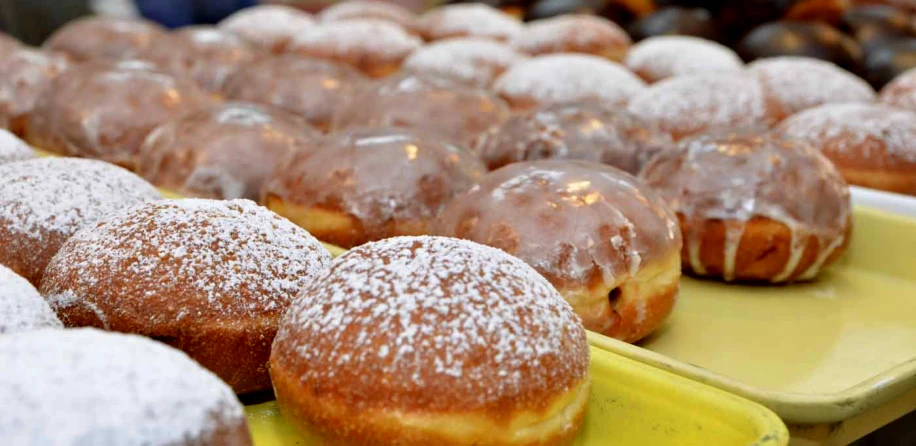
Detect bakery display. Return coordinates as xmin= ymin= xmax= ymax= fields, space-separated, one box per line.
xmin=0 ymin=48 xmax=69 ymax=136
xmin=137 ymin=102 xmax=319 ymax=200
xmin=318 ymin=0 xmax=420 ymax=35
xmin=879 ymin=66 xmax=916 ymax=110
xmin=436 ymin=160 xmax=681 ymax=342
xmin=0 ymin=328 xmax=252 ymax=445
xmin=777 ymin=103 xmax=916 ymax=195
xmin=218 ymin=4 xmax=315 ymax=53
xmin=403 ymin=37 xmax=526 ymax=88
xmin=420 ymin=4 xmax=524 ymax=41
xmin=40 ymin=199 xmax=333 ymax=394
xmin=640 ymin=133 xmax=852 ymax=282
xmin=0 ymin=129 xmax=34 ymax=165
xmin=0 ymin=157 xmax=160 ymax=286
xmin=0 ymin=264 xmax=61 ymax=334
xmin=44 ymin=16 xmax=167 ymax=62
xmin=511 ymin=14 xmax=631 ymax=60
xmin=625 ymin=36 xmax=743 ymax=82
xmin=270 ymin=236 xmax=590 ymax=445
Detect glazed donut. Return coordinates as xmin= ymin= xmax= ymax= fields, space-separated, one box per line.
xmin=270 ymin=236 xmax=590 ymax=446
xmin=0 ymin=48 xmax=69 ymax=136
xmin=0 ymin=158 xmax=160 ymax=286
xmin=40 ymin=199 xmax=333 ymax=394
xmin=879 ymin=67 xmax=916 ymax=111
xmin=263 ymin=127 xmax=486 ymax=249
xmin=0 ymin=265 xmax=61 ymax=334
xmin=286 ymin=19 xmax=422 ymax=78
xmin=493 ymin=54 xmax=646 ymax=110
xmin=223 ymin=55 xmax=367 ymax=133
xmin=435 ymin=160 xmax=681 ymax=343
xmin=403 ymin=38 xmax=526 ymax=88
xmin=25 ymin=60 xmax=212 ymax=169
xmin=511 ymin=14 xmax=631 ymax=61
xmin=473 ymin=102 xmax=674 ymax=173
xmin=333 ymin=74 xmax=509 ymax=148
xmin=639 ymin=133 xmax=852 ymax=282
xmin=137 ymin=102 xmax=319 ymax=200
xmin=627 ymin=74 xmax=779 ymax=141
xmin=0 ymin=328 xmax=251 ymax=445
xmin=749 ymin=57 xmax=876 ymax=121
xmin=777 ymin=103 xmax=916 ymax=195
xmin=318 ymin=0 xmax=420 ymax=35
xmin=0 ymin=129 xmax=34 ymax=165
xmin=420 ymin=4 xmax=524 ymax=42
xmin=44 ymin=16 xmax=167 ymax=62
xmin=624 ymin=36 xmax=744 ymax=83
xmin=218 ymin=5 xmax=314 ymax=53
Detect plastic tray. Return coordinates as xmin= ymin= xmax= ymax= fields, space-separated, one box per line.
xmin=851 ymin=186 xmax=916 ymax=218
xmin=245 ymin=346 xmax=788 ymax=446
xmin=589 ymin=207 xmax=916 ymax=445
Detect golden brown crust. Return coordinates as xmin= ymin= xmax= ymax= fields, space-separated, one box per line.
xmin=0 ymin=224 xmax=68 ymax=287
xmin=511 ymin=15 xmax=631 ymax=61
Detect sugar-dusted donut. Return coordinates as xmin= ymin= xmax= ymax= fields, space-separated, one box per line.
xmin=420 ymin=4 xmax=523 ymax=42
xmin=0 ymin=48 xmax=69 ymax=136
xmin=44 ymin=16 xmax=167 ymax=62
xmin=0 ymin=265 xmax=61 ymax=334
xmin=624 ymin=36 xmax=743 ymax=83
xmin=511 ymin=14 xmax=631 ymax=61
xmin=218 ymin=5 xmax=314 ymax=53
xmin=0 ymin=129 xmax=34 ymax=165
xmin=318 ymin=0 xmax=420 ymax=35
xmin=403 ymin=37 xmax=526 ymax=88
xmin=879 ymin=66 xmax=916 ymax=111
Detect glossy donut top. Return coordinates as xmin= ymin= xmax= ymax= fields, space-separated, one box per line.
xmin=273 ymin=236 xmax=589 ymax=412
xmin=420 ymin=4 xmax=523 ymax=42
xmin=403 ymin=37 xmax=526 ymax=88
xmin=44 ymin=16 xmax=167 ymax=62
xmin=511 ymin=14 xmax=631 ymax=58
xmin=318 ymin=0 xmax=419 ymax=34
xmin=218 ymin=5 xmax=314 ymax=52
xmin=624 ymin=36 xmax=743 ymax=83
xmin=0 ymin=48 xmax=69 ymax=125
xmin=287 ymin=19 xmax=422 ymax=76
xmin=0 ymin=130 xmax=34 ymax=165
xmin=0 ymin=265 xmax=61 ymax=334
xmin=879 ymin=67 xmax=916 ymax=111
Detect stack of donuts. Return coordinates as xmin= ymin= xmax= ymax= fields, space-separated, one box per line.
xmin=0 ymin=1 xmax=909 ymax=444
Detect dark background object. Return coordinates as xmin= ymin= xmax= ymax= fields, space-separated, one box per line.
xmin=736 ymin=21 xmax=864 ymax=73
xmin=864 ymin=38 xmax=916 ymax=88
xmin=841 ymin=5 xmax=915 ymax=52
xmin=627 ymin=7 xmax=720 ymax=41
xmin=524 ymin=0 xmax=602 ymax=21
xmin=0 ymin=0 xmax=91 ymax=45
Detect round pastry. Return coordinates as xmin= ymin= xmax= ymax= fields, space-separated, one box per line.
xmin=473 ymin=101 xmax=674 ymax=173
xmin=40 ymin=199 xmax=333 ymax=394
xmin=0 ymin=328 xmax=251 ymax=445
xmin=318 ymin=0 xmax=420 ymax=35
xmin=0 ymin=32 xmax=19 ymax=52
xmin=333 ymin=74 xmax=509 ymax=148
xmin=0 ymin=265 xmax=61 ymax=334
xmin=263 ymin=127 xmax=486 ymax=249
xmin=0 ymin=129 xmax=34 ymax=165
xmin=218 ymin=4 xmax=314 ymax=53
xmin=270 ymin=236 xmax=590 ymax=446
xmin=0 ymin=158 xmax=160 ymax=286
xmin=511 ymin=14 xmax=631 ymax=61
xmin=493 ymin=54 xmax=647 ymax=110
xmin=624 ymin=36 xmax=744 ymax=83
xmin=435 ymin=160 xmax=681 ymax=342
xmin=640 ymin=133 xmax=851 ymax=282
xmin=140 ymin=26 xmax=259 ymax=94
xmin=879 ymin=67 xmax=916 ymax=111
xmin=777 ymin=103 xmax=916 ymax=195
xmin=0 ymin=48 xmax=69 ymax=136
xmin=286 ymin=19 xmax=422 ymax=78
xmin=43 ymin=16 xmax=167 ymax=62
xmin=420 ymin=4 xmax=524 ymax=42
xmin=25 ymin=61 xmax=212 ymax=169
xmin=137 ymin=102 xmax=319 ymax=200
xmin=748 ymin=56 xmax=877 ymax=121
xmin=403 ymin=37 xmax=526 ymax=88
xmin=627 ymin=74 xmax=778 ymax=141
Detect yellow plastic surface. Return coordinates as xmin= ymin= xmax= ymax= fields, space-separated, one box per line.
xmin=245 ymin=346 xmax=788 ymax=446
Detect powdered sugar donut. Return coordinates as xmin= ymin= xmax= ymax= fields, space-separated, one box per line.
xmin=403 ymin=37 xmax=526 ymax=88
xmin=270 ymin=235 xmax=590 ymax=445
xmin=0 ymin=158 xmax=160 ymax=286
xmin=879 ymin=67 xmax=916 ymax=111
xmin=624 ymin=36 xmax=743 ymax=83
xmin=0 ymin=328 xmax=251 ymax=445
xmin=218 ymin=5 xmax=314 ymax=53
xmin=0 ymin=32 xmax=19 ymax=52
xmin=493 ymin=54 xmax=646 ymax=110
xmin=40 ymin=199 xmax=333 ymax=394
xmin=512 ymin=14 xmax=631 ymax=61
xmin=44 ymin=16 xmax=167 ymax=62
xmin=420 ymin=4 xmax=523 ymax=42
xmin=0 ymin=48 xmax=69 ymax=136
xmin=318 ymin=0 xmax=420 ymax=35
xmin=0 ymin=265 xmax=60 ymax=334
xmin=0 ymin=129 xmax=34 ymax=165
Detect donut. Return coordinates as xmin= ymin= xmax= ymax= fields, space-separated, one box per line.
xmin=0 ymin=48 xmax=69 ymax=136
xmin=493 ymin=54 xmax=646 ymax=110
xmin=511 ymin=14 xmax=631 ymax=61
xmin=137 ymin=102 xmax=319 ymax=200
xmin=473 ymin=102 xmax=674 ymax=173
xmin=403 ymin=37 xmax=526 ymax=88
xmin=0 ymin=265 xmax=61 ymax=334
xmin=286 ymin=19 xmax=422 ymax=78
xmin=318 ymin=0 xmax=420 ymax=35
xmin=333 ymin=74 xmax=509 ymax=148
xmin=0 ymin=158 xmax=160 ymax=286
xmin=218 ymin=5 xmax=314 ymax=53
xmin=420 ymin=4 xmax=524 ymax=42
xmin=0 ymin=129 xmax=34 ymax=165
xmin=624 ymin=36 xmax=744 ymax=83
xmin=25 ymin=60 xmax=212 ymax=169
xmin=44 ymin=16 xmax=167 ymax=62
xmin=263 ymin=127 xmax=486 ymax=249
xmin=270 ymin=236 xmax=590 ymax=446
xmin=627 ymin=74 xmax=778 ymax=141
xmin=749 ymin=57 xmax=877 ymax=121
xmin=639 ymin=133 xmax=851 ymax=282
xmin=0 ymin=32 xmax=19 ymax=52
xmin=879 ymin=67 xmax=916 ymax=111
xmin=0 ymin=328 xmax=251 ymax=445
xmin=777 ymin=103 xmax=916 ymax=195
xmin=40 ymin=199 xmax=333 ymax=394
xmin=435 ymin=160 xmax=681 ymax=342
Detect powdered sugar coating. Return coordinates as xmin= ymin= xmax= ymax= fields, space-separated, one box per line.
xmin=625 ymin=36 xmax=742 ymax=83
xmin=288 ymin=19 xmax=421 ymax=77
xmin=0 ymin=265 xmax=61 ymax=334
xmin=318 ymin=0 xmax=419 ymax=34
xmin=879 ymin=67 xmax=916 ymax=111
xmin=511 ymin=14 xmax=631 ymax=58
xmin=0 ymin=328 xmax=250 ymax=445
xmin=404 ymin=38 xmax=526 ymax=88
xmin=44 ymin=16 xmax=166 ymax=62
xmin=0 ymin=129 xmax=34 ymax=164
xmin=218 ymin=5 xmax=314 ymax=52
xmin=0 ymin=48 xmax=69 ymax=133
xmin=420 ymin=4 xmax=523 ymax=42
xmin=273 ymin=236 xmax=589 ymax=411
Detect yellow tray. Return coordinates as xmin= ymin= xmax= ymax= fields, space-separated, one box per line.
xmin=245 ymin=346 xmax=788 ymax=446
xmin=589 ymin=207 xmax=916 ymax=445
